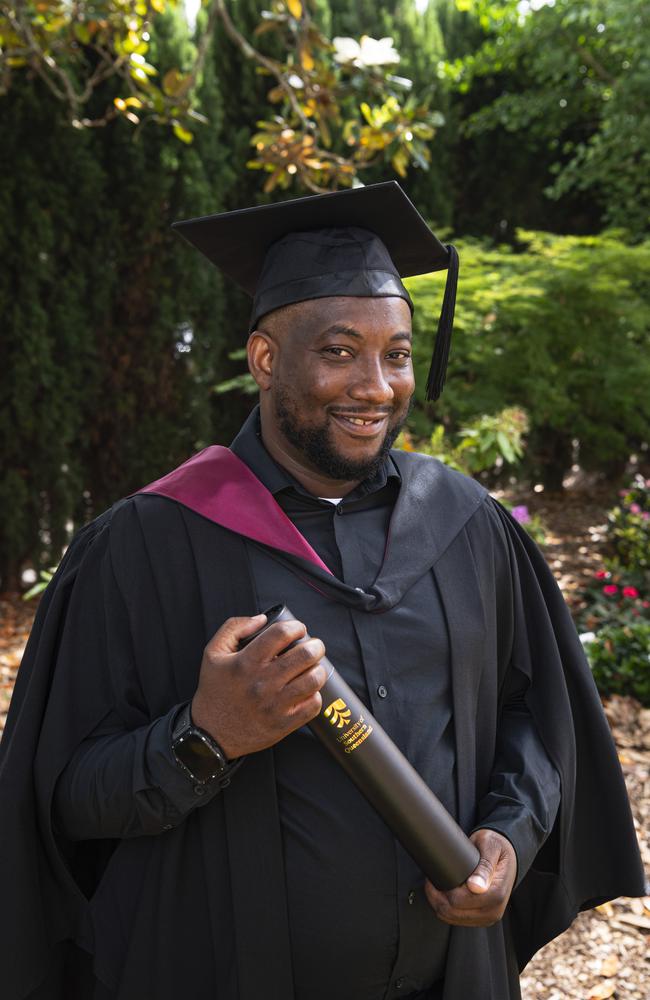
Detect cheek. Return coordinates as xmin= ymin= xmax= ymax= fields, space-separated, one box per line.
xmin=392 ymin=368 xmax=416 ymax=401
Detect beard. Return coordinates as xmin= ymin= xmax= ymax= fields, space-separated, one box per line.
xmin=274 ymin=386 xmax=412 ymax=483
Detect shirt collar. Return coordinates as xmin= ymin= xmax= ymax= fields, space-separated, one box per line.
xmin=229 ymin=405 xmax=400 ymax=502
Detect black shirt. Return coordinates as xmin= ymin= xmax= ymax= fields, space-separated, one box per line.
xmin=230 ymin=410 xmax=456 ymax=999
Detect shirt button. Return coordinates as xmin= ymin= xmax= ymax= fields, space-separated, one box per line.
xmin=408 ymin=890 xmax=416 ymax=905
xmin=193 ymin=784 xmax=206 ymax=796
xmin=395 ymin=978 xmax=405 ymax=990
xmin=377 ymin=684 xmax=388 ymax=698
xmin=163 ymin=824 xmax=173 ymax=831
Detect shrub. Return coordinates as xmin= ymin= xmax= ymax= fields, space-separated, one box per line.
xmin=396 ymin=406 xmax=528 ymax=477
xmin=606 ymin=474 xmax=650 ymax=579
xmin=577 ymin=569 xmax=650 ymax=633
xmin=405 ymin=231 xmax=650 ymax=488
xmin=582 ymin=624 xmax=650 ymax=706
xmin=578 ymin=473 xmax=650 ymax=705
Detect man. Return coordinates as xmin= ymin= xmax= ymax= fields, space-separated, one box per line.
xmin=0 ymin=182 xmax=644 ymax=1000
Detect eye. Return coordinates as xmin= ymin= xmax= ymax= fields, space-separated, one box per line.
xmin=386 ymin=349 xmax=412 ymax=362
xmin=322 ymin=346 xmax=354 ymax=358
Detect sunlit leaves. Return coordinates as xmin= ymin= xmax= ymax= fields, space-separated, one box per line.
xmin=0 ymin=0 xmax=444 ymax=181
xmin=244 ymin=1 xmax=443 ymax=192
xmin=0 ymin=0 xmax=198 ymax=137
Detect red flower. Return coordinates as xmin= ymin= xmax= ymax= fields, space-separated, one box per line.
xmin=622 ymin=586 xmax=639 ymax=598
xmin=594 ymin=570 xmax=609 ymax=580
xmin=602 ymin=585 xmax=619 ymax=596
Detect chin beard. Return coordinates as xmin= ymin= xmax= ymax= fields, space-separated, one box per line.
xmin=274 ymin=388 xmax=412 ymax=483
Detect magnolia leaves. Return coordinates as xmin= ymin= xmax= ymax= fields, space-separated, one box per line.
xmin=247 ymin=3 xmax=442 ymax=193
xmin=0 ymin=0 xmax=443 ymax=187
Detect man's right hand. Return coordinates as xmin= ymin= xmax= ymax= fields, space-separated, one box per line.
xmin=190 ymin=614 xmax=327 ymax=760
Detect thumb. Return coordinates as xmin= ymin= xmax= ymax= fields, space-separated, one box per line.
xmin=466 ymin=854 xmax=496 ymax=895
xmin=209 ymin=614 xmax=267 ymax=654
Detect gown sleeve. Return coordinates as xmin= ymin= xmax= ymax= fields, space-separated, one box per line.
xmin=52 ymin=703 xmax=242 ymax=841
xmin=470 ymin=662 xmax=561 ymax=886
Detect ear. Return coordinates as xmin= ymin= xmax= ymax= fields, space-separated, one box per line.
xmin=247 ymin=330 xmax=275 ymax=391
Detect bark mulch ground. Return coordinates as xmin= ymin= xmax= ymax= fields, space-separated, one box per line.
xmin=0 ymin=482 xmax=648 ymax=998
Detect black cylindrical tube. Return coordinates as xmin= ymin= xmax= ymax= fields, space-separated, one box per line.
xmin=241 ymin=604 xmax=480 ymax=890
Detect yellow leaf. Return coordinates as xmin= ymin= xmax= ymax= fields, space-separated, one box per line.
xmin=173 ymin=124 xmax=193 ymax=144
xmin=113 ymin=97 xmax=127 ymax=111
xmin=163 ymin=69 xmax=184 ymax=96
xmin=587 ymin=982 xmax=616 ymax=1000
xmin=124 ymin=97 xmax=143 ymax=108
xmin=300 ymin=46 xmax=315 ymax=71
xmin=150 ymin=0 xmax=165 ymax=11
xmin=286 ymin=0 xmax=302 ymax=18
xmin=597 ymin=955 xmax=619 ymax=977
xmin=263 ymin=170 xmax=283 ymax=193
xmin=391 ymin=150 xmax=408 ymax=178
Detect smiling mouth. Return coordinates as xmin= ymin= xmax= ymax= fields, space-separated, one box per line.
xmin=330 ymin=412 xmax=389 ymax=435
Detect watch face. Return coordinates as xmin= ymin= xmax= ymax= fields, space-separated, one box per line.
xmin=174 ymin=732 xmax=225 ymax=783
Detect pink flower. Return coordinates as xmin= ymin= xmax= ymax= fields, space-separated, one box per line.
xmin=629 ymin=503 xmax=641 ymax=514
xmin=643 ymin=601 xmax=650 ymax=608
xmin=642 ymin=512 xmax=650 ymax=521
xmin=511 ymin=505 xmax=531 ymax=524
xmin=594 ymin=570 xmax=609 ymax=580
xmin=622 ymin=586 xmax=639 ymax=598
xmin=602 ymin=585 xmax=619 ymax=596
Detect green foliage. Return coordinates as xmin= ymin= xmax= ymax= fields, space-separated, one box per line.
xmin=0 ymin=11 xmax=232 ymax=587
xmin=578 ymin=568 xmax=649 ymax=634
xmin=606 ymin=474 xmax=650 ymax=577
xmin=22 ymin=568 xmax=56 ymax=601
xmin=0 ymin=0 xmax=208 ymax=134
xmin=582 ymin=623 xmax=650 ymax=705
xmin=405 ymin=229 xmax=650 ymax=487
xmin=442 ymin=0 xmax=650 ymax=235
xmin=241 ymin=0 xmax=445 ymax=193
xmin=323 ymin=0 xmax=453 ymax=223
xmin=397 ymin=405 xmax=527 ymax=475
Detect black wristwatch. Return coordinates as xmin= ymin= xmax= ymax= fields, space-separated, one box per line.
xmin=171 ymin=703 xmax=230 ymax=785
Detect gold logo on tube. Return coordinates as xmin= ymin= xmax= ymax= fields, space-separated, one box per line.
xmin=324 ymin=698 xmax=352 ymax=728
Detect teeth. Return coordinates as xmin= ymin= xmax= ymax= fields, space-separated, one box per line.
xmin=344 ymin=416 xmax=374 ymax=425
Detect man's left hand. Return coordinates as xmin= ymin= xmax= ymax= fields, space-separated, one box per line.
xmin=424 ymin=829 xmax=517 ymax=927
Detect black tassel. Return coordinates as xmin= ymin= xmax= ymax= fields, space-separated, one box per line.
xmin=425 ymin=244 xmax=459 ymax=402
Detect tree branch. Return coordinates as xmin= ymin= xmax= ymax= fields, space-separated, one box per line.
xmin=211 ymin=0 xmax=312 ymax=131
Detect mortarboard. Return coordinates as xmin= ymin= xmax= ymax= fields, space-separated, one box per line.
xmin=172 ymin=181 xmax=458 ymax=401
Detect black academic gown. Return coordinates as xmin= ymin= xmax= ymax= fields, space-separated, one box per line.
xmin=0 ymin=448 xmax=644 ymax=1000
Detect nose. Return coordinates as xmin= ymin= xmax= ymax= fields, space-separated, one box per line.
xmin=346 ymin=356 xmax=394 ymax=405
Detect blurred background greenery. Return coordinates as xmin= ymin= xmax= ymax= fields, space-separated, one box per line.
xmin=1 ymin=0 xmax=649 ymax=599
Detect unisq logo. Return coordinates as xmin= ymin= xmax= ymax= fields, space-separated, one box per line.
xmin=324 ymin=698 xmax=352 ymax=728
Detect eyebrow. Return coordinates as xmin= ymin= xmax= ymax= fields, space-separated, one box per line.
xmin=316 ymin=322 xmax=412 ymax=343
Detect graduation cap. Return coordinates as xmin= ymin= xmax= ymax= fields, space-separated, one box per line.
xmin=172 ymin=181 xmax=458 ymax=401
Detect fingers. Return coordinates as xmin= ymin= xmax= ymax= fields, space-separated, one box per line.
xmin=282 ymin=660 xmax=328 ymax=709
xmin=239 ymin=618 xmax=309 ymax=665
xmin=466 ymin=842 xmax=499 ymax=894
xmin=424 ymin=831 xmax=518 ymax=927
xmin=206 ymin=614 xmax=268 ymax=655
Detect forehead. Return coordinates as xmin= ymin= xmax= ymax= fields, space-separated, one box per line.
xmin=275 ymin=295 xmax=413 ymax=339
